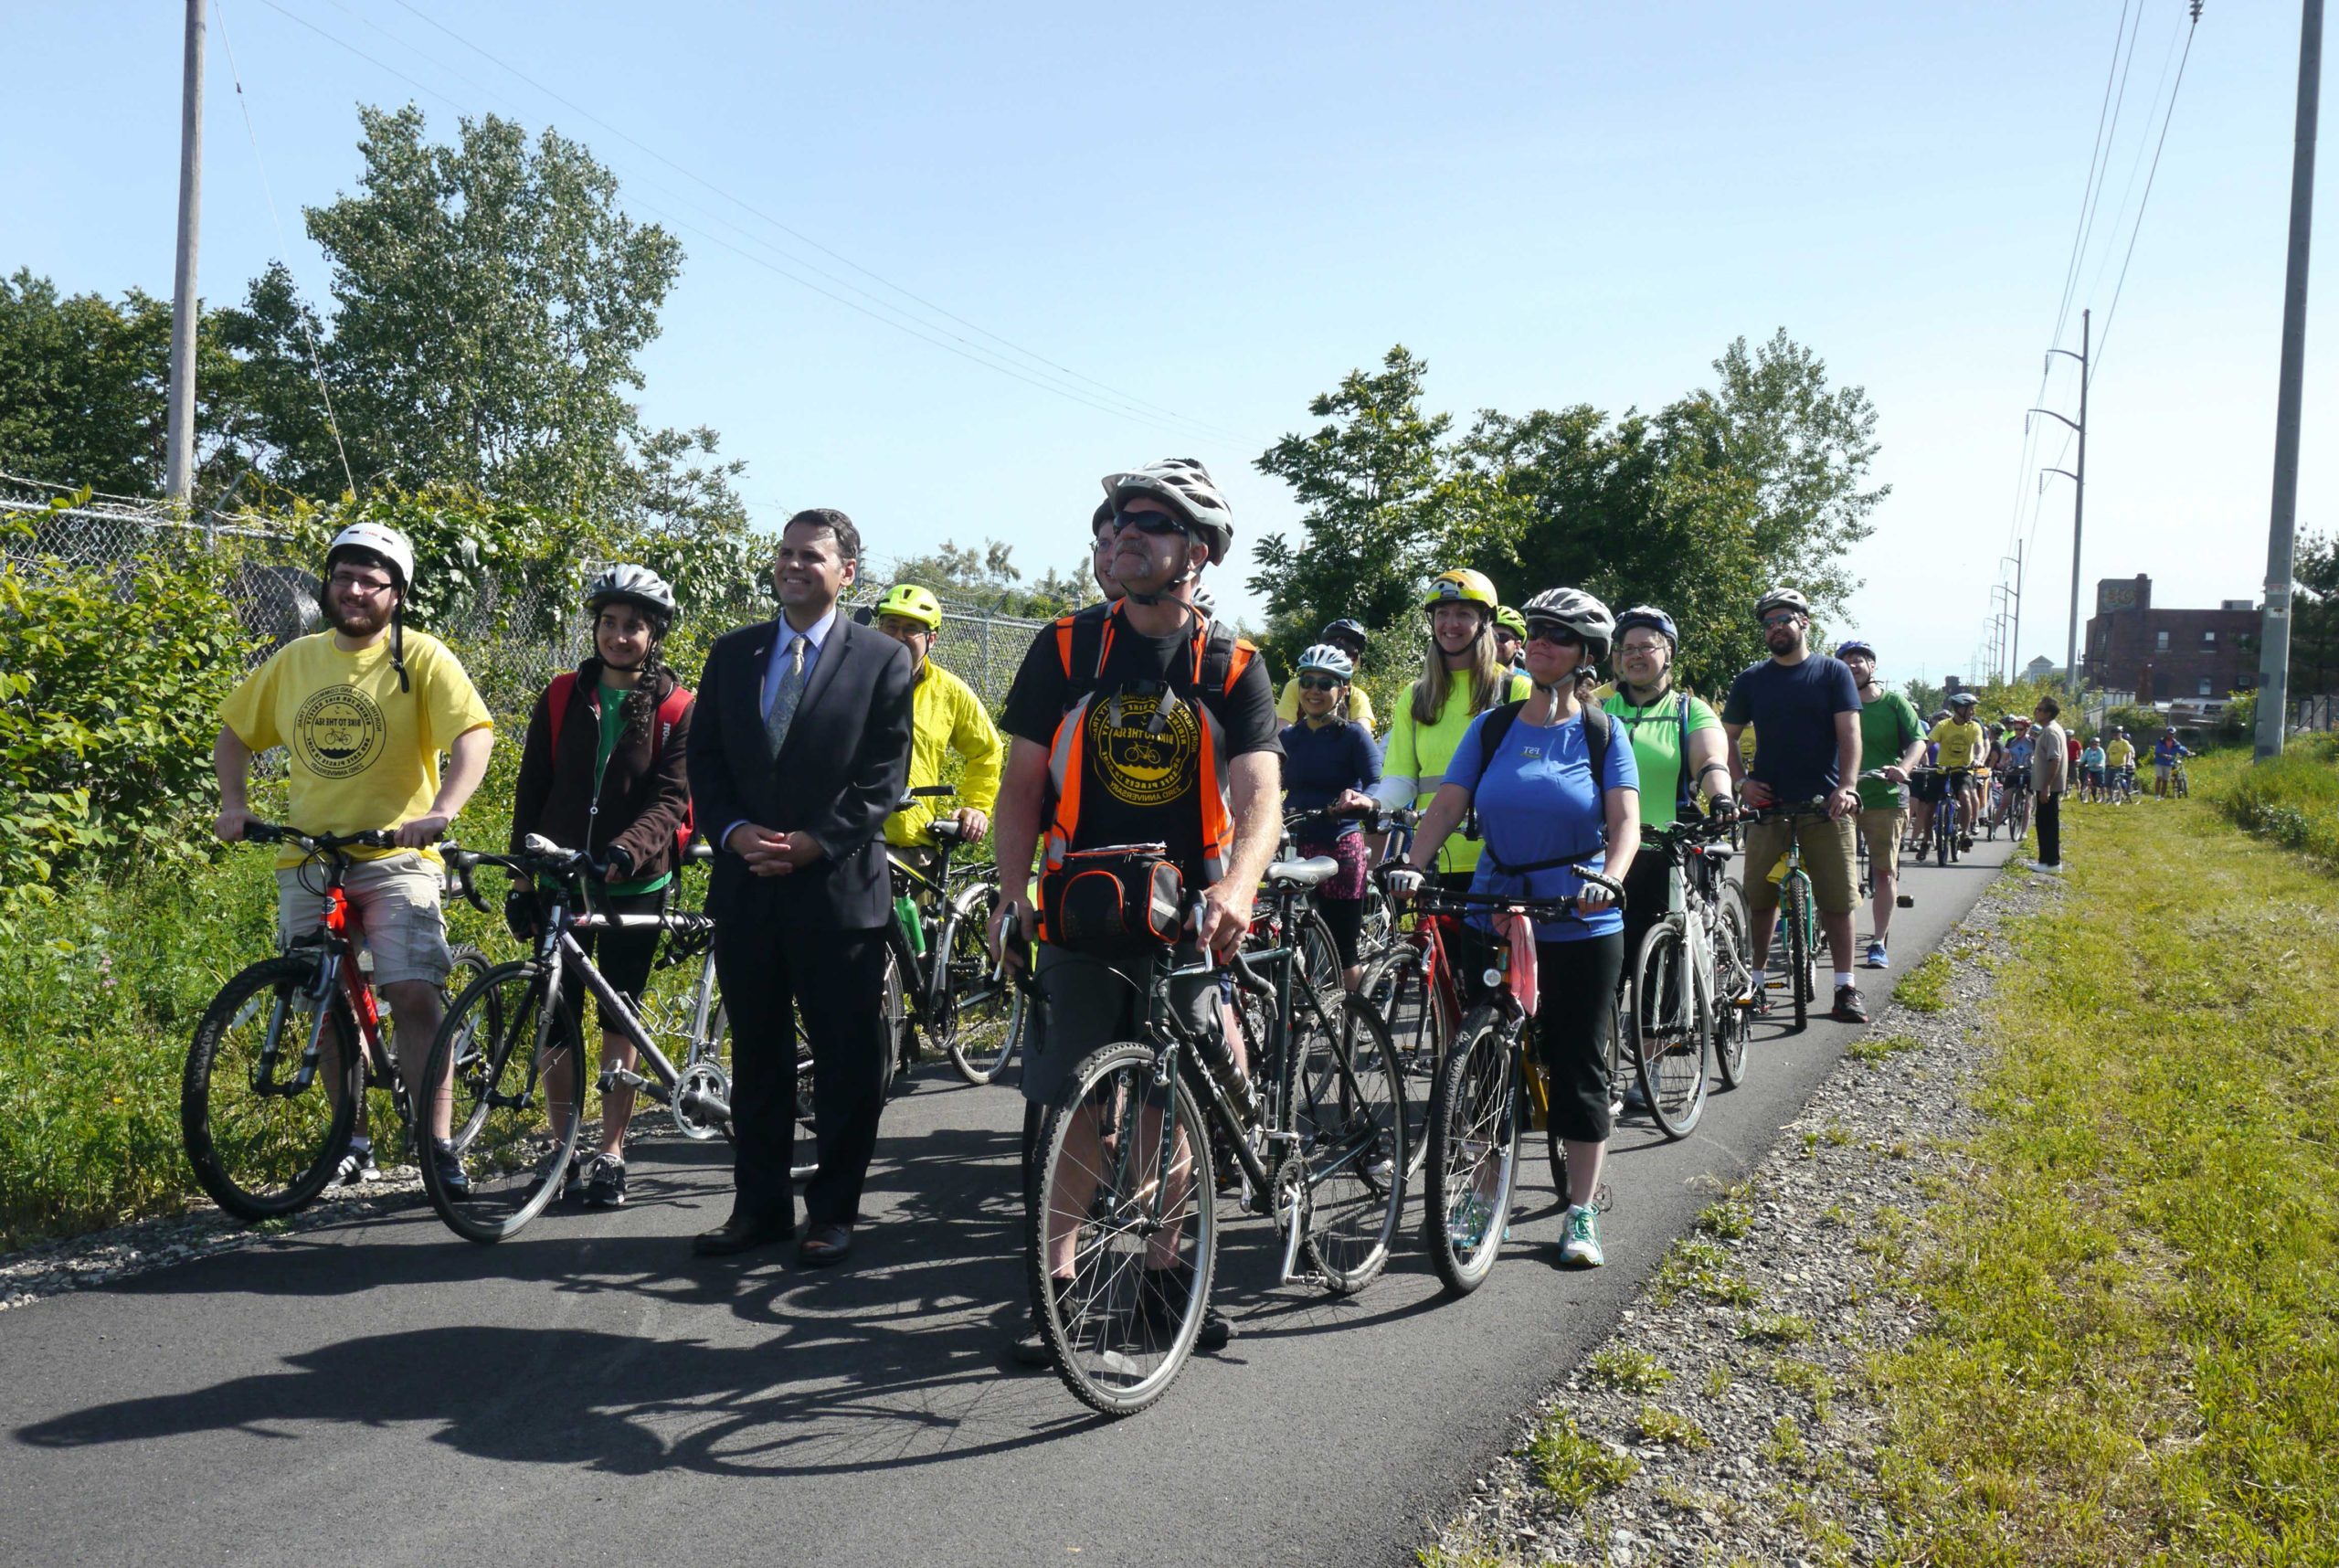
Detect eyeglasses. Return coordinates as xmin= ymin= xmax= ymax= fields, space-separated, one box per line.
xmin=1618 ymin=640 xmax=1667 ymax=657
xmin=329 ymin=573 xmax=395 ymax=598
xmin=1525 ymin=622 xmax=1582 ymax=647
xmin=1297 ymin=674 xmax=1343 ymax=692
xmin=1115 ymin=511 xmax=1190 ymax=540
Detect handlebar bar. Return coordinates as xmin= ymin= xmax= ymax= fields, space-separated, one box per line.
xmin=241 ymin=822 xmax=401 ymax=853
xmin=1374 ymin=868 xmax=1626 ymax=919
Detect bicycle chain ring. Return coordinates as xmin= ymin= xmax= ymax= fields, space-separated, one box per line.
xmin=671 ymin=1059 xmax=732 ymax=1140
xmin=1270 ymin=1151 xmax=1312 ymax=1238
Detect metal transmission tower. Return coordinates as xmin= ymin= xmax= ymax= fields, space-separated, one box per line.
xmin=2257 ymin=0 xmax=2324 ymax=759
xmin=2029 ymin=308 xmax=2089 ymax=693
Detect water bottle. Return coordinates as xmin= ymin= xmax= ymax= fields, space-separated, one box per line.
xmin=894 ymin=894 xmax=926 ymax=957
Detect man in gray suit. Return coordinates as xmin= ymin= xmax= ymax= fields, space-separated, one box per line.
xmin=686 ymin=509 xmax=915 ymax=1266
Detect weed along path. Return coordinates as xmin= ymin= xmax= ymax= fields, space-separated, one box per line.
xmin=0 ymin=837 xmax=2016 ymax=1568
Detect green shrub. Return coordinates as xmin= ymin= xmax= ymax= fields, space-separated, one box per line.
xmin=0 ymin=493 xmax=254 ymax=934
xmin=2210 ymin=734 xmax=2339 ymax=868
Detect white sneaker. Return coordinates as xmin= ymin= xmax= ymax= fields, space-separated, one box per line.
xmin=1559 ymin=1203 xmax=1604 ymax=1267
xmin=2028 ymin=861 xmax=2062 ymax=874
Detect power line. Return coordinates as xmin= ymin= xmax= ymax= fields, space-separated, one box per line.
xmin=215 ymin=0 xmax=359 ymax=497
xmin=379 ymin=0 xmax=1250 ymax=444
xmin=2091 ymin=4 xmax=2203 ymax=378
xmin=2049 ymin=0 xmax=2137 ymax=355
xmin=251 ymin=0 xmax=1244 ymax=445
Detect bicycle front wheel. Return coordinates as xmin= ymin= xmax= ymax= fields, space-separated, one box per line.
xmin=1284 ymin=991 xmax=1408 ymax=1293
xmin=1632 ymin=925 xmax=1709 ymax=1139
xmin=1030 ymin=1042 xmax=1217 ymax=1418
xmin=1423 ymin=1009 xmax=1521 ymax=1297
xmin=1783 ymin=876 xmax=1814 ymax=1032
xmin=941 ymin=885 xmax=1017 ymax=1085
xmin=183 ymin=954 xmax=362 ymax=1222
xmin=423 ymin=960 xmax=584 ymax=1244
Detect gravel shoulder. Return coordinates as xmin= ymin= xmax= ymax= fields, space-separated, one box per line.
xmin=1423 ymin=863 xmax=2053 ymax=1568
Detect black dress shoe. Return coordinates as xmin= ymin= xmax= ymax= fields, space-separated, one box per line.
xmin=796 ymin=1223 xmax=853 ymax=1266
xmin=692 ymin=1211 xmax=795 ymax=1256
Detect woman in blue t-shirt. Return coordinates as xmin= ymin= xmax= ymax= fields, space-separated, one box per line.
xmin=1392 ymin=587 xmax=1640 ymax=1269
xmin=1279 ymin=642 xmax=1381 ymax=987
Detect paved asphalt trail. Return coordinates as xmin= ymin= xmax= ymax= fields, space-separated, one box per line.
xmin=2 ymin=840 xmax=2014 ymax=1568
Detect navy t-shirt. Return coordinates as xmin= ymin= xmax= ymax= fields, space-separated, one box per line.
xmin=1720 ymin=655 xmax=1860 ymax=803
xmin=1447 ymin=709 xmax=1639 ymax=944
xmin=1279 ymin=717 xmax=1381 ymax=839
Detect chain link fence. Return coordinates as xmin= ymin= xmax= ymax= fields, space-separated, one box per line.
xmin=2 ymin=471 xmax=1053 ymax=715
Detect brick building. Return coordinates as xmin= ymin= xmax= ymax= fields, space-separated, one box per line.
xmin=2082 ymin=575 xmax=2260 ymax=702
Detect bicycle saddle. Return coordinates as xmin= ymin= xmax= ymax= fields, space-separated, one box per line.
xmin=1263 ymin=856 xmax=1339 ymax=890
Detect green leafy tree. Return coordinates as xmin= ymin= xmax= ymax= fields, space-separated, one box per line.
xmin=219 ymin=104 xmax=742 ymax=533
xmin=879 ymin=537 xmax=1090 ymax=620
xmin=1250 ymin=345 xmax=1463 ymax=653
xmin=0 ymin=270 xmax=244 ymax=499
xmin=2291 ymin=530 xmax=2339 ymax=700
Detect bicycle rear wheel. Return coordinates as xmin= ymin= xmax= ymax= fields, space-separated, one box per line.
xmin=1297 ymin=908 xmax=1343 ymax=1001
xmin=1423 ymin=1009 xmax=1520 ymax=1296
xmin=1631 ymin=925 xmax=1709 ymax=1139
xmin=1030 ymin=1042 xmax=1216 ymax=1417
xmin=1362 ymin=944 xmax=1442 ymax=1180
xmin=182 ymin=954 xmax=362 ymax=1222
xmin=1783 ymin=876 xmax=1814 ymax=1033
xmin=1356 ymin=881 xmax=1395 ymax=969
xmin=1283 ymin=991 xmax=1407 ymax=1292
xmin=1711 ymin=884 xmax=1755 ymax=1089
xmin=422 ymin=960 xmax=584 ymax=1244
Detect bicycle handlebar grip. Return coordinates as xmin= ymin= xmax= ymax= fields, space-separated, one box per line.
xmin=1226 ymin=948 xmax=1276 ymax=999
xmin=243 ymin=821 xmax=286 ymax=845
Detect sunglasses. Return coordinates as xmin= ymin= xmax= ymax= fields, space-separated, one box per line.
xmin=1761 ymin=611 xmax=1801 ymax=629
xmin=1115 ymin=511 xmax=1191 ymax=539
xmin=1297 ymin=674 xmax=1344 ymax=693
xmin=1525 ymin=622 xmax=1582 ymax=647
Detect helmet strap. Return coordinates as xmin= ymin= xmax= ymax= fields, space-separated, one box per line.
xmin=390 ymin=606 xmax=410 ymax=694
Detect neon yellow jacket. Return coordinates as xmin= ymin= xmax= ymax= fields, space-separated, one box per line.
xmin=1373 ymin=669 xmax=1532 ymax=874
xmin=883 ymin=661 xmax=1003 ymax=849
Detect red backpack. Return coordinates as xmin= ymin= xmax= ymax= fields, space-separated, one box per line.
xmin=545 ymin=672 xmax=696 ymax=866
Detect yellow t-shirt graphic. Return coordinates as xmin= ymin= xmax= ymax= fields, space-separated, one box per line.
xmin=219 ymin=629 xmax=492 ymax=867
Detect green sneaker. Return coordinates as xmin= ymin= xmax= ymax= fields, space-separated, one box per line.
xmin=1560 ymin=1204 xmax=1604 ymax=1267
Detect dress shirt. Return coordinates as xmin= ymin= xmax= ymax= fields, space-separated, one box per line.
xmin=726 ymin=605 xmax=841 ymax=849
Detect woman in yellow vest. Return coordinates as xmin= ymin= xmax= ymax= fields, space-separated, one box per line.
xmin=1373 ymin=567 xmax=1532 ymax=885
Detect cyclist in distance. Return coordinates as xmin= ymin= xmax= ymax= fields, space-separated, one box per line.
xmin=2079 ymin=734 xmax=2107 ymax=804
xmin=1089 ymin=499 xmax=1122 ymax=599
xmin=990 ymin=458 xmax=1284 ymax=1361
xmin=508 ymin=566 xmax=696 ymax=1209
xmin=2003 ymin=714 xmax=2036 ymax=829
xmin=1601 ymin=605 xmax=1734 ymax=975
xmin=1280 ymin=641 xmax=1381 ymax=989
xmin=1493 ymin=605 xmax=1529 ymax=675
xmin=1275 ymin=618 xmax=1377 ymax=730
xmin=212 ymin=522 xmax=494 ymax=1189
xmin=2104 ymin=726 xmax=2136 ymax=801
xmin=1374 ymin=568 xmax=1533 ymax=888
xmin=1390 ymin=587 xmax=1640 ymax=1267
xmin=1836 ymin=639 xmax=1924 ymax=969
xmin=1720 ymin=587 xmax=1868 ymax=1024
xmin=872 ymin=583 xmax=1003 ymax=869
xmin=2153 ymin=726 xmax=2191 ymax=797
xmin=1925 ymin=692 xmax=1986 ymax=852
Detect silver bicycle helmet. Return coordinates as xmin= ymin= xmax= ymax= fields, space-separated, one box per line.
xmin=586 ymin=563 xmax=678 ymax=621
xmin=1753 ymin=586 xmax=1811 ymax=620
xmin=1296 ymin=642 xmax=1356 ymax=680
xmin=1521 ymin=586 xmax=1615 ymax=664
xmin=1101 ymin=458 xmax=1234 ymax=566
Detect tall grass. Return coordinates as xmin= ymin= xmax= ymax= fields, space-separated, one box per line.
xmin=2196 ymin=732 xmax=2339 ymax=868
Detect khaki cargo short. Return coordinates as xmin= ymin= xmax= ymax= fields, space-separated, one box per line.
xmin=1855 ymin=807 xmax=1907 ymax=885
xmin=1741 ymin=814 xmax=1858 ymax=917
xmin=276 ymin=851 xmax=453 ymax=987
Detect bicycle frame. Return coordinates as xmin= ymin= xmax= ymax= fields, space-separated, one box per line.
xmin=264 ymin=857 xmax=390 ymax=1105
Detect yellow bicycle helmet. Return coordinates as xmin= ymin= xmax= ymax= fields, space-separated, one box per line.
xmin=1424 ymin=567 xmax=1498 ymax=613
xmin=1493 ymin=605 xmax=1529 ymax=640
xmin=874 ymin=582 xmax=943 ymax=630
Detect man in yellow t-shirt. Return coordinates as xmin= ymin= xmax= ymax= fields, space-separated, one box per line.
xmin=1921 ymin=692 xmax=1986 ymax=852
xmin=2103 ymin=729 xmax=2137 ymax=802
xmin=213 ymin=523 xmax=494 ymax=1187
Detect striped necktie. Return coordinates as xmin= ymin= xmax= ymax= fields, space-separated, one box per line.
xmin=765 ymin=634 xmax=807 ymax=756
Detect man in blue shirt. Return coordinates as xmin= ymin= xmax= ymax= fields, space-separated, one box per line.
xmin=1720 ymin=587 xmax=1868 ymax=1024
xmin=2153 ymin=726 xmax=2192 ymax=798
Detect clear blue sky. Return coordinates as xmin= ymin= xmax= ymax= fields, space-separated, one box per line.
xmin=5 ymin=1 xmax=2327 ymax=684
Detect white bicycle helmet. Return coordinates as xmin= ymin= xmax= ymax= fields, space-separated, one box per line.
xmin=324 ymin=522 xmax=415 ymax=591
xmin=1191 ymin=584 xmax=1218 ymax=618
xmin=1296 ymin=642 xmax=1356 ymax=680
xmin=586 ymin=563 xmax=679 ymax=621
xmin=1101 ymin=458 xmax=1234 ymax=566
xmin=1521 ymin=586 xmax=1615 ymax=664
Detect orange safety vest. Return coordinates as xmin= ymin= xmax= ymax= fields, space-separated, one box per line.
xmin=1041 ymin=601 xmax=1256 ymax=892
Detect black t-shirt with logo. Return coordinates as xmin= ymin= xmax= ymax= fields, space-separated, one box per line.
xmin=1000 ymin=612 xmax=1283 ymax=885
